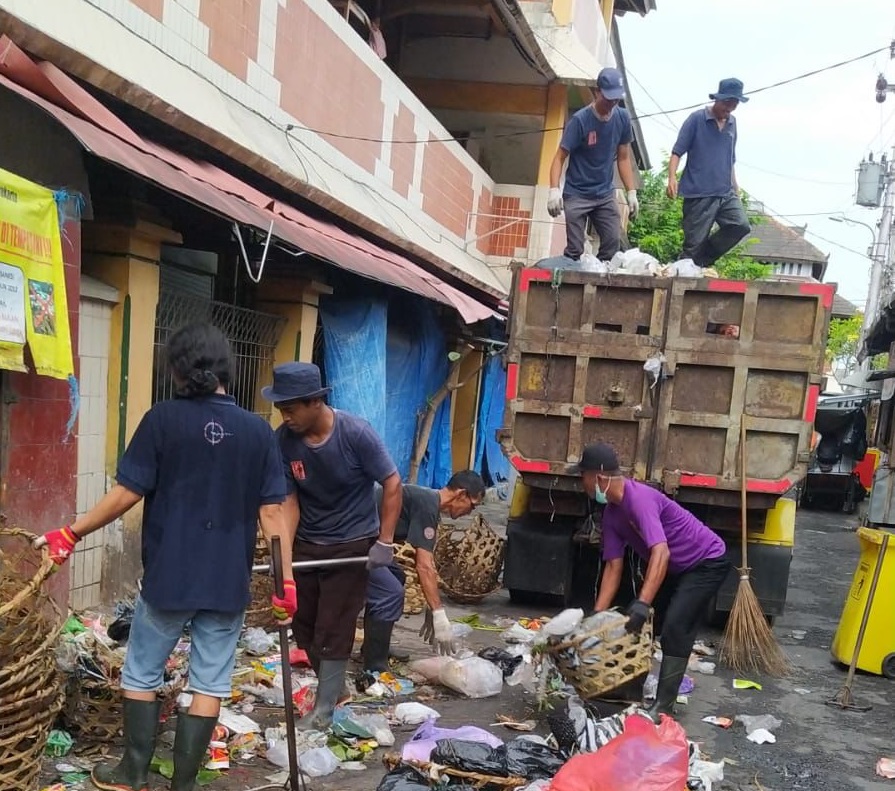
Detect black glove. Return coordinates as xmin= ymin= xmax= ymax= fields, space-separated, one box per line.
xmin=625 ymin=599 xmax=651 ymax=633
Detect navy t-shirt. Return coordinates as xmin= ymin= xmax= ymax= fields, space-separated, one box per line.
xmin=116 ymin=394 xmax=286 ymax=613
xmin=672 ymin=108 xmax=738 ymax=198
xmin=278 ymin=410 xmax=397 ymax=544
xmin=375 ymin=483 xmax=440 ymax=553
xmin=561 ymin=105 xmax=633 ymax=199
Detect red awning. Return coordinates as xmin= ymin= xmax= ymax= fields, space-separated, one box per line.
xmin=0 ymin=39 xmax=493 ymax=323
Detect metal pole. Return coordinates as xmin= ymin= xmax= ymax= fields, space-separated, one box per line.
xmin=252 ymin=556 xmax=368 ymax=574
xmin=864 ymin=154 xmax=895 ymax=340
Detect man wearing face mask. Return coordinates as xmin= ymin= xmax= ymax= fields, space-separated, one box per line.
xmin=547 ymin=67 xmax=639 ymax=262
xmin=575 ymin=443 xmax=730 ymax=721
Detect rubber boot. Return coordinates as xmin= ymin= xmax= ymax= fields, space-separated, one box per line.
xmin=297 ymin=659 xmax=348 ymax=731
xmin=362 ymin=616 xmax=395 ymax=673
xmin=645 ymin=655 xmax=689 ymax=723
xmin=170 ymin=712 xmax=218 ymax=791
xmin=91 ymin=698 xmax=161 ymax=791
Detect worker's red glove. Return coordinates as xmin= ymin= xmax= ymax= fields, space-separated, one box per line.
xmin=271 ymin=579 xmax=297 ymax=621
xmin=33 ymin=526 xmax=80 ymax=567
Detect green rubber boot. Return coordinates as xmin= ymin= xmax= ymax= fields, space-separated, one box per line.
xmin=90 ymin=698 xmax=161 ymax=791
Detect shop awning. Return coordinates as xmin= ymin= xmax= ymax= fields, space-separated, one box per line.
xmin=0 ymin=41 xmax=493 ymax=323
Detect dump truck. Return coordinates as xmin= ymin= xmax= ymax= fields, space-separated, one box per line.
xmin=499 ymin=264 xmax=834 ymax=622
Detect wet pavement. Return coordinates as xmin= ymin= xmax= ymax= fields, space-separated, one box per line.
xmin=44 ymin=499 xmax=895 ymax=790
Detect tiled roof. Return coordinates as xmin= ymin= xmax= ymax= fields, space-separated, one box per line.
xmin=743 ymin=215 xmax=830 ymax=266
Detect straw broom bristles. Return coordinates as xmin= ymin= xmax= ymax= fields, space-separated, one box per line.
xmin=720 ymin=419 xmax=790 ymax=678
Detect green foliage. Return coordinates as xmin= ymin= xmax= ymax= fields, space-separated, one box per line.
xmin=627 ymin=165 xmax=770 ymax=280
xmin=872 ymin=353 xmax=889 ymax=371
xmin=825 ymin=315 xmax=862 ymax=365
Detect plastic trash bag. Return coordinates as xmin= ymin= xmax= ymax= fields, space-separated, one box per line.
xmin=667 ymin=258 xmax=703 ymax=277
xmin=402 ymin=721 xmax=503 ymax=763
xmin=478 ymin=647 xmax=523 ymax=679
xmin=347 ymin=712 xmax=394 ymax=746
xmin=549 ymin=714 xmax=688 ymax=791
xmin=431 ymin=739 xmax=506 ymax=776
xmin=504 ymin=738 xmax=565 ymax=779
xmin=541 ymin=608 xmax=584 ymax=637
xmin=377 ymin=764 xmax=478 ymax=791
xmin=298 ymin=747 xmax=340 ymax=777
xmin=440 ymin=656 xmax=503 ymax=698
xmin=394 ymin=702 xmax=441 ymax=726
xmin=242 ymin=627 xmax=276 ymax=656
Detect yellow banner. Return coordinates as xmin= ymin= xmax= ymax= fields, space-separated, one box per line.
xmin=0 ymin=168 xmax=74 ymax=380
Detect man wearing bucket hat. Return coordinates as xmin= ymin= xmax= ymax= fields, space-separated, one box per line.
xmin=34 ymin=323 xmax=296 ymax=791
xmin=575 ymin=443 xmax=731 ymax=721
xmin=547 ymin=66 xmax=639 ymax=262
xmin=362 ymin=470 xmax=487 ymax=672
xmin=262 ymin=362 xmax=402 ymax=730
xmin=667 ymin=78 xmax=752 ymax=268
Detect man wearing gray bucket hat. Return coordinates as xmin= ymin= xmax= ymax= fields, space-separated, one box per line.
xmin=262 ymin=362 xmax=402 ymax=730
xmin=667 ymin=78 xmax=752 ymax=269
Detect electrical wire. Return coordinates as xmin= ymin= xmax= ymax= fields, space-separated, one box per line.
xmin=282 ymin=45 xmax=889 ymax=145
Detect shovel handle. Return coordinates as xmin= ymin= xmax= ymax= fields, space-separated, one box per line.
xmin=271 ymin=536 xmax=286 ymax=598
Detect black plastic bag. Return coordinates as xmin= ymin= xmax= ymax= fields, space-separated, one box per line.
xmin=477 ymin=646 xmax=523 ymax=679
xmin=504 ymin=738 xmax=565 ymax=779
xmin=376 ymin=765 xmax=431 ymax=791
xmin=430 ymin=739 xmax=507 ymax=776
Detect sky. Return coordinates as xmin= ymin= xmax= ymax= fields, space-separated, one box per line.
xmin=619 ymin=0 xmax=895 ymax=311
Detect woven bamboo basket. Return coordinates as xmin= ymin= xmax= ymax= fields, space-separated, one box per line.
xmin=394 ymin=542 xmax=425 ymax=615
xmin=433 ymin=514 xmax=505 ymax=605
xmin=544 ymin=613 xmax=654 ymax=701
xmin=245 ymin=532 xmax=277 ymax=629
xmin=0 ymin=525 xmax=64 ymax=791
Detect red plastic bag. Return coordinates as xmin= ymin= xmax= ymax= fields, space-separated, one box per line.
xmin=549 ymin=714 xmax=688 ymax=791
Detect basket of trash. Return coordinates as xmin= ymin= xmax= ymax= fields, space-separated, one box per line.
xmin=434 ymin=514 xmax=505 ymax=605
xmin=542 ymin=610 xmax=654 ymax=701
xmin=0 ymin=525 xmax=64 ymax=791
xmin=395 ymin=542 xmax=426 ymax=615
xmin=245 ymin=532 xmax=277 ymax=629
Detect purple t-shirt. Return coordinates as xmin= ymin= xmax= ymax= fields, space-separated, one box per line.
xmin=601 ymin=479 xmax=725 ymax=574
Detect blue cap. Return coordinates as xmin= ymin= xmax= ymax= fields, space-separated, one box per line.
xmin=709 ymin=78 xmax=749 ymax=103
xmin=596 ymin=67 xmax=625 ymax=101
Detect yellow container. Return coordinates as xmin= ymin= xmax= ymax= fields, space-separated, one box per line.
xmin=751 ymin=498 xmax=796 ymax=547
xmin=831 ymin=527 xmax=895 ymax=678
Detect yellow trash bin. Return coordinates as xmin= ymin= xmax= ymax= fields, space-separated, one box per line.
xmin=831 ymin=527 xmax=895 ymax=678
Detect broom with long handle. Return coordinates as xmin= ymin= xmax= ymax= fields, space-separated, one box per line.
xmin=720 ymin=417 xmax=790 ymax=677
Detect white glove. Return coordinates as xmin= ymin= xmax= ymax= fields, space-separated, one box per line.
xmin=547 ymin=187 xmax=564 ymax=218
xmin=626 ymin=189 xmax=639 ymax=220
xmin=431 ymin=608 xmax=455 ymax=656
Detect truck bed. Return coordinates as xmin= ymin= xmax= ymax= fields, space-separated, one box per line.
xmin=500 ymin=267 xmax=834 ymax=511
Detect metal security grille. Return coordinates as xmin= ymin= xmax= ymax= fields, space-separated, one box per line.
xmin=153 ymin=290 xmax=285 ymax=419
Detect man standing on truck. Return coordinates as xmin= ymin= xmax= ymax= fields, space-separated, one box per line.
xmin=547 ymin=67 xmax=639 ymax=262
xmin=666 ymin=78 xmax=752 ymax=268
xmin=363 ymin=471 xmax=488 ymax=672
xmin=577 ymin=443 xmax=731 ymax=721
xmin=263 ymin=362 xmax=402 ymax=730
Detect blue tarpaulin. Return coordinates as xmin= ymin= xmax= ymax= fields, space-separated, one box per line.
xmin=474 ymin=353 xmax=510 ymax=493
xmin=319 ymin=295 xmax=452 ymax=486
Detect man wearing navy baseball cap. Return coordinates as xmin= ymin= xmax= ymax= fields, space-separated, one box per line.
xmin=547 ymin=66 xmax=639 ymax=262
xmin=667 ymin=78 xmax=752 ymax=268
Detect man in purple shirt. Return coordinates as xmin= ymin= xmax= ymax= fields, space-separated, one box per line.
xmin=576 ymin=443 xmax=730 ymax=720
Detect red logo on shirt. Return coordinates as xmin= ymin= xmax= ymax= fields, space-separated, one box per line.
xmin=291 ymin=460 xmax=306 ymax=481
xmin=587 ymin=131 xmax=598 ymax=146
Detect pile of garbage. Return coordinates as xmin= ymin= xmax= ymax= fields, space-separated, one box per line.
xmin=537 ymin=249 xmax=718 ymax=279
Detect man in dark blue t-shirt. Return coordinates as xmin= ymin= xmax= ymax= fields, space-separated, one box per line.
xmin=667 ymin=78 xmax=752 ymax=268
xmin=263 ymin=361 xmax=402 ymax=730
xmin=547 ymin=67 xmax=639 ymax=262
xmin=35 ymin=324 xmax=296 ymax=791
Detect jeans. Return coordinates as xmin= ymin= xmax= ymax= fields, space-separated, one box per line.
xmin=681 ymin=193 xmax=751 ymax=267
xmin=563 ymin=194 xmax=621 ymax=261
xmin=651 ymin=555 xmax=731 ymax=658
xmin=366 ymin=563 xmax=407 ymax=623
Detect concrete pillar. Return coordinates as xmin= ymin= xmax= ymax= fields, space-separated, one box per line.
xmin=80 ymin=213 xmax=181 ymax=602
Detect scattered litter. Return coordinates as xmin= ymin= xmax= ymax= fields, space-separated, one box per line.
xmin=298 ymin=746 xmax=340 ymax=777
xmin=478 ymin=646 xmax=524 ymax=679
xmin=501 ymin=623 xmax=538 ymax=645
xmin=242 ymin=626 xmax=277 ymax=656
xmin=679 ymin=676 xmax=695 ymax=695
xmin=410 ymin=654 xmax=503 ymax=698
xmin=394 ymin=702 xmax=441 ymax=726
xmin=401 ymin=721 xmax=502 ymax=763
xmin=541 ymin=608 xmax=584 ymax=637
xmin=876 ymin=757 xmax=895 ymax=779
xmin=688 ymin=660 xmax=716 ymax=675
xmin=692 ymin=641 xmax=716 ymax=657
xmin=44 ymin=729 xmax=73 ymax=757
xmin=644 ymin=673 xmax=658 ymax=701
xmin=793 ymin=687 xmax=811 ymax=696
xmin=790 ymin=630 xmax=807 ymax=640
xmin=452 ymin=622 xmax=474 ymax=640
xmin=216 ymin=708 xmax=260 ymax=734
xmin=732 ymin=678 xmax=762 ymax=691
xmin=689 ymin=757 xmax=725 ymax=791
xmin=453 ymin=614 xmax=504 ymax=632
xmin=343 ymin=711 xmax=394 ymax=746
xmin=735 ymin=714 xmax=781 ymax=736
xmin=701 ymin=716 xmax=732 ymax=729
xmin=341 ymin=761 xmax=368 ymax=771
xmin=746 ymin=728 xmax=776 ymax=745
xmin=494 ymin=715 xmax=537 ymax=732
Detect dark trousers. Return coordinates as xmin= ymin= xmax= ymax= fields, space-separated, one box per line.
xmin=366 ymin=563 xmax=406 ymax=623
xmin=651 ymin=556 xmax=731 ymax=658
xmin=681 ymin=193 xmax=751 ymax=268
xmin=563 ymin=194 xmax=621 ymax=261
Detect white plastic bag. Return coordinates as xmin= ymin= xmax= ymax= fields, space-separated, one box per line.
xmin=394 ymin=702 xmax=441 ymax=726
xmin=541 ymin=608 xmax=584 ymax=637
xmin=350 ymin=712 xmax=395 ymax=746
xmin=298 ymin=747 xmax=340 ymax=777
xmin=500 ymin=623 xmax=537 ymax=645
xmin=440 ymin=656 xmax=504 ymax=698
xmin=242 ymin=627 xmax=276 ymax=656
xmin=669 ymin=258 xmax=703 ymax=278
xmin=615 ymin=247 xmax=659 ymax=275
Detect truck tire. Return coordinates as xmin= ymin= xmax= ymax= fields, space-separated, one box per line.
xmin=843 ymin=479 xmax=858 ymax=515
xmin=882 ymin=653 xmax=895 ymax=680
